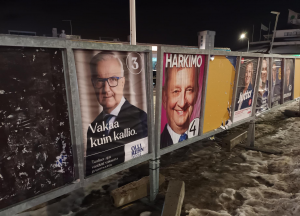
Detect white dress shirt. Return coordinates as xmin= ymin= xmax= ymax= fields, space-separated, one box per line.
xmin=167 ymin=124 xmax=188 ymax=144
xmin=103 ymin=96 xmax=126 ymax=134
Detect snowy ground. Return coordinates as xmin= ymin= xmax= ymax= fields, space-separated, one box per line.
xmin=161 ymin=100 xmax=300 ymax=216
xmin=17 ymin=101 xmax=300 ymax=216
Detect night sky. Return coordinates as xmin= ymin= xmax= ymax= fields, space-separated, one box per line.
xmin=1 ymin=0 xmax=300 ymax=50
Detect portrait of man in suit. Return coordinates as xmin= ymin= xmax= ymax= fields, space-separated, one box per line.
xmin=160 ymin=65 xmax=199 ymax=149
xmin=85 ymin=51 xmax=148 ymax=175
xmin=271 ymin=59 xmax=282 ymax=106
xmin=256 ymin=59 xmax=269 ymax=113
xmin=284 ymin=59 xmax=294 ymax=94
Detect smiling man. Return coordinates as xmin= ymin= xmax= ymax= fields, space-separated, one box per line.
xmin=86 ymin=51 xmax=148 ymax=175
xmin=160 ymin=65 xmax=199 ymax=149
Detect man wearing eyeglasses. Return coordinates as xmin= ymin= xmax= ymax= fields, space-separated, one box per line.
xmin=86 ymin=51 xmax=148 ymax=175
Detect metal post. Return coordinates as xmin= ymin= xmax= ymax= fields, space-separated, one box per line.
xmin=247 ymin=38 xmax=249 ymax=52
xmin=259 ymin=27 xmax=261 ymax=41
xmin=149 ymin=157 xmax=160 ymax=202
xmin=270 ymin=12 xmax=280 ymax=54
xmin=247 ymin=119 xmax=255 ymax=147
xmin=252 ymin=25 xmax=254 ymax=42
xmin=62 ymin=20 xmax=72 ymax=35
xmin=268 ymin=22 xmax=271 ymax=40
xmin=130 ymin=0 xmax=136 ymax=45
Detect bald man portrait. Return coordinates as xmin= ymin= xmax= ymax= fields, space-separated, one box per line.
xmin=160 ymin=65 xmax=199 ymax=149
xmin=86 ymin=51 xmax=148 ymax=175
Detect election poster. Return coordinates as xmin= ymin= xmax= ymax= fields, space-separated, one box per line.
xmin=0 ymin=47 xmax=74 ymax=210
xmin=160 ymin=53 xmax=205 ymax=149
xmin=271 ymin=58 xmax=283 ymax=107
xmin=256 ymin=58 xmax=270 ymax=114
xmin=203 ymin=56 xmax=237 ymax=133
xmin=295 ymin=59 xmax=300 ymax=99
xmin=74 ymin=50 xmax=148 ymax=177
xmin=283 ymin=59 xmax=295 ymax=102
xmin=233 ymin=57 xmax=258 ymax=122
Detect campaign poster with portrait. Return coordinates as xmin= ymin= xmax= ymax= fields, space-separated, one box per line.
xmin=74 ymin=50 xmax=148 ymax=177
xmin=271 ymin=58 xmax=283 ymax=107
xmin=0 ymin=47 xmax=74 ymax=210
xmin=233 ymin=57 xmax=258 ymax=122
xmin=256 ymin=58 xmax=270 ymax=114
xmin=160 ymin=53 xmax=205 ymax=149
xmin=283 ymin=59 xmax=295 ymax=102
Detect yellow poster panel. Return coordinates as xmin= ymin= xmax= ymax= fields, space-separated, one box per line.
xmin=294 ymin=59 xmax=300 ymax=99
xmin=203 ymin=56 xmax=236 ymax=133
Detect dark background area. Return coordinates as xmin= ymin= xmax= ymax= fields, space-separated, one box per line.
xmin=1 ymin=0 xmax=300 ymax=50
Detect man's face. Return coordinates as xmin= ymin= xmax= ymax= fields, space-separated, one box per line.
xmin=272 ymin=63 xmax=276 ymax=82
xmin=286 ymin=65 xmax=290 ymax=85
xmin=245 ymin=64 xmax=252 ymax=86
xmin=261 ymin=60 xmax=267 ymax=83
xmin=162 ymin=67 xmax=198 ymax=134
xmin=93 ymin=59 xmax=125 ymax=113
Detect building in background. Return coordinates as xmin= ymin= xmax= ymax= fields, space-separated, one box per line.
xmin=239 ymin=9 xmax=300 ymax=55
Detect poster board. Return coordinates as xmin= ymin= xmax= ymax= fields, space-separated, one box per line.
xmin=255 ymin=58 xmax=270 ymax=114
xmin=271 ymin=58 xmax=283 ymax=107
xmin=294 ymin=58 xmax=300 ymax=99
xmin=0 ymin=46 xmax=74 ymax=210
xmin=73 ymin=50 xmax=149 ymax=177
xmin=283 ymin=59 xmax=295 ymax=102
xmin=233 ymin=57 xmax=259 ymax=123
xmin=203 ymin=55 xmax=236 ymax=133
xmin=159 ymin=53 xmax=205 ymax=149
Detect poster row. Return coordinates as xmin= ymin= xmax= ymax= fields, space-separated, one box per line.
xmin=0 ymin=46 xmax=297 ymax=210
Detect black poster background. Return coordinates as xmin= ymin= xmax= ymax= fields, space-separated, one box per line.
xmin=283 ymin=59 xmax=295 ymax=102
xmin=271 ymin=59 xmax=283 ymax=107
xmin=0 ymin=47 xmax=74 ymax=210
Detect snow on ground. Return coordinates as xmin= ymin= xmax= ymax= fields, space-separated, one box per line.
xmin=16 ymin=101 xmax=300 ymax=216
xmin=159 ymin=101 xmax=300 ymax=216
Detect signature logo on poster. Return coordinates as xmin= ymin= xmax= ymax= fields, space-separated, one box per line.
xmin=131 ymin=143 xmax=144 ymax=158
xmin=126 ymin=52 xmax=143 ymax=75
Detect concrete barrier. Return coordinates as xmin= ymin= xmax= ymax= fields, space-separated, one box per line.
xmin=161 ymin=180 xmax=185 ymax=216
xmin=110 ymin=174 xmax=165 ymax=207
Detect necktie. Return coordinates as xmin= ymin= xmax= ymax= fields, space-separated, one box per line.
xmin=104 ymin=114 xmax=114 ymax=136
xmin=178 ymin=133 xmax=188 ymax=142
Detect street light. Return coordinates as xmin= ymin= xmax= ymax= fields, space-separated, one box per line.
xmin=62 ymin=20 xmax=72 ymax=35
xmin=270 ymin=11 xmax=280 ymax=54
xmin=240 ymin=33 xmax=249 ymax=52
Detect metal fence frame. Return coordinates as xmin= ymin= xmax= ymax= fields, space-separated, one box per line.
xmin=0 ymin=34 xmax=300 ymax=216
xmin=155 ymin=46 xmax=300 ymax=158
xmin=0 ymin=35 xmax=154 ymax=216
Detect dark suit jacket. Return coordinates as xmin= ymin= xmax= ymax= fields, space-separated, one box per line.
xmin=86 ymin=100 xmax=148 ymax=176
xmin=256 ymin=82 xmax=268 ymax=113
xmin=160 ymin=124 xmax=173 ymax=149
xmin=235 ymin=83 xmax=254 ymax=111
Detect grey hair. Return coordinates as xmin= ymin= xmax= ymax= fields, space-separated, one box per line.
xmin=90 ymin=51 xmax=124 ymax=77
